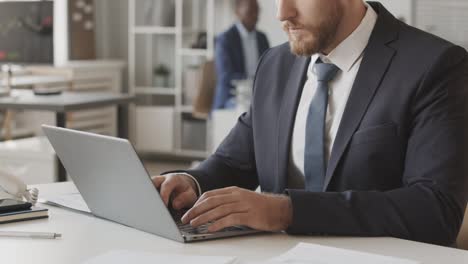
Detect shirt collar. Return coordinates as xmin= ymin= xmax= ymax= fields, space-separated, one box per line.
xmin=309 ymin=3 xmax=378 ymax=74
xmin=236 ymin=22 xmax=257 ymax=38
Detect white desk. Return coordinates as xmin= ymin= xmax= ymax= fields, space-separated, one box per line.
xmin=1 ymin=182 xmax=467 ymax=264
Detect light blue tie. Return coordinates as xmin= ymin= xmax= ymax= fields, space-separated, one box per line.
xmin=304 ymin=59 xmax=340 ymax=192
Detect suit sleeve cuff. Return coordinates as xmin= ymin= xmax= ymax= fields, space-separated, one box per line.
xmin=284 ymin=189 xmax=318 ymax=234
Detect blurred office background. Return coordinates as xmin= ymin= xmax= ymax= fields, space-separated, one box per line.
xmin=0 ymin=0 xmax=466 ymax=181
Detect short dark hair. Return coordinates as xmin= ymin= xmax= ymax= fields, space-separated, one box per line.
xmin=234 ymin=0 xmax=242 ymax=8
xmin=234 ymin=0 xmax=250 ymax=9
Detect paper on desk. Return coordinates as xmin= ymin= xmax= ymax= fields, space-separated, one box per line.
xmin=40 ymin=192 xmax=91 ymax=213
xmin=82 ymin=250 xmax=236 ymax=264
xmin=251 ymin=243 xmax=419 ymax=264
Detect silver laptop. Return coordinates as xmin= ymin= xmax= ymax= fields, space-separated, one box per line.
xmin=42 ymin=125 xmax=260 ymax=243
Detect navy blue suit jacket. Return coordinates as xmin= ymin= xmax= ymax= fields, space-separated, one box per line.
xmin=213 ymin=25 xmax=270 ymax=109
xmin=188 ymin=2 xmax=468 ymax=245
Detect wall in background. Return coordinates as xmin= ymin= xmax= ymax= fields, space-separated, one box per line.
xmin=257 ymin=0 xmax=286 ymax=47
xmin=94 ymin=0 xmax=128 ymax=91
xmin=213 ymin=0 xmax=235 ymax=35
xmin=378 ymin=0 xmax=413 ymax=24
xmin=95 ymin=0 xmax=128 ymax=60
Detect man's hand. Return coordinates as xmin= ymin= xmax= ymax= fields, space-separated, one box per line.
xmin=181 ymin=186 xmax=293 ymax=233
xmin=151 ymin=174 xmax=198 ymax=210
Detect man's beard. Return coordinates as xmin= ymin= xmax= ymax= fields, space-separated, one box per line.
xmin=283 ymin=5 xmax=342 ymax=56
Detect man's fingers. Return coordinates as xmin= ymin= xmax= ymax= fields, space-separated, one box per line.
xmin=160 ymin=177 xmax=183 ymax=206
xmin=208 ymin=213 xmax=249 ymax=233
xmin=172 ymin=190 xmax=197 ymax=210
xmin=151 ymin=175 xmax=165 ymax=188
xmin=190 ymin=203 xmax=247 ymax=227
xmin=155 ymin=175 xmax=199 ymax=208
xmin=182 ymin=194 xmax=237 ymax=224
xmin=194 ymin=186 xmax=240 ymax=207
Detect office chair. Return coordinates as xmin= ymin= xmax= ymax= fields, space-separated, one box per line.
xmin=456 ymin=204 xmax=468 ymax=250
xmin=192 ymin=60 xmax=216 ymax=119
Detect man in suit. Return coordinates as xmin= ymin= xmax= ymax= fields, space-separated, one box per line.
xmin=153 ymin=0 xmax=468 ymax=245
xmin=212 ymin=0 xmax=270 ymax=109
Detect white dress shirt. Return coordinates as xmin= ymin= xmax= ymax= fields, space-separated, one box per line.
xmin=176 ymin=5 xmax=377 ymax=194
xmin=288 ymin=4 xmax=378 ymax=188
xmin=236 ymin=22 xmax=260 ymax=78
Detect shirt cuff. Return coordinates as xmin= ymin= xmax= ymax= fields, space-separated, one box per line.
xmin=164 ymin=172 xmax=202 ymax=197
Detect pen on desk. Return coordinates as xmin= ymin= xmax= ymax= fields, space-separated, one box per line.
xmin=0 ymin=231 xmax=62 ymax=239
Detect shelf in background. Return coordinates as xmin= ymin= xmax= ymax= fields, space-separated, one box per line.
xmin=182 ymin=28 xmax=204 ymax=34
xmin=135 ymin=87 xmax=177 ymax=95
xmin=179 ymin=105 xmax=194 ymax=113
xmin=179 ymin=48 xmax=210 ymax=57
xmin=0 ymin=127 xmax=34 ymax=141
xmin=137 ymin=149 xmax=209 ymax=160
xmin=178 ymin=106 xmax=211 ymax=120
xmin=175 ymin=149 xmax=209 ymax=159
xmin=129 ymin=0 xmax=216 ymax=158
xmin=132 ymin=26 xmax=177 ymax=35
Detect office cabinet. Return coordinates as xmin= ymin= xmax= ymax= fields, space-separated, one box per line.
xmin=128 ymin=0 xmax=215 ymax=158
xmin=23 ymin=60 xmax=125 ymax=137
xmin=135 ymin=106 xmax=174 ymax=152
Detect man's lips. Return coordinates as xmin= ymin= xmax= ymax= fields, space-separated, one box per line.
xmin=287 ymin=27 xmax=306 ymax=34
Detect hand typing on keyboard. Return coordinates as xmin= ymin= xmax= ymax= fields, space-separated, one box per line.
xmin=151 ymin=174 xmax=198 ymax=210
xmin=180 ymin=186 xmax=293 ymax=233
xmin=153 ymin=174 xmax=293 ymax=233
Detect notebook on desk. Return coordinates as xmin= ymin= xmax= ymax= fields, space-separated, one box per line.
xmin=0 ymin=207 xmax=48 ymax=224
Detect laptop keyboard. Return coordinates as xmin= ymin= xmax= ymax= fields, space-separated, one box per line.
xmin=177 ymin=221 xmax=247 ymax=234
xmin=171 ymin=209 xmax=247 ymax=235
xmin=178 ymin=222 xmax=210 ymax=234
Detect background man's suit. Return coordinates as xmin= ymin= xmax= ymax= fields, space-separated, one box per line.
xmin=213 ymin=25 xmax=270 ymax=109
xmin=187 ymin=2 xmax=468 ymax=245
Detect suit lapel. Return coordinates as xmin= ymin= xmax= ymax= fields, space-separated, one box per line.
xmin=276 ymin=56 xmax=310 ymax=192
xmin=256 ymin=34 xmax=266 ymax=56
xmin=232 ymin=26 xmax=246 ymax=75
xmin=323 ymin=3 xmax=400 ymax=190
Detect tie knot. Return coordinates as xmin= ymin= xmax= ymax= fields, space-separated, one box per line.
xmin=314 ymin=60 xmax=340 ymax=82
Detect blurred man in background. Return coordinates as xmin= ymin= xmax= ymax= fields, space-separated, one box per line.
xmin=212 ymin=0 xmax=270 ymax=109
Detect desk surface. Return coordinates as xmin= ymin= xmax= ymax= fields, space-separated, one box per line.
xmin=0 ymin=90 xmax=134 ymax=112
xmin=1 ymin=182 xmax=467 ymax=264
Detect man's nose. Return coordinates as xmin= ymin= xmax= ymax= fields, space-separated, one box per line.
xmin=276 ymin=0 xmax=296 ymax=22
